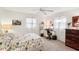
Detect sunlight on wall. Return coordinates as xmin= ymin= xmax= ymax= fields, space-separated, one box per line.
xmin=43 ymin=19 xmax=52 ymax=29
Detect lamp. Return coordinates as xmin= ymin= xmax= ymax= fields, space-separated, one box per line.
xmin=1 ymin=24 xmax=11 ymax=32
xmin=75 ymin=19 xmax=79 ymax=27
xmin=77 ymin=19 xmax=79 ymax=23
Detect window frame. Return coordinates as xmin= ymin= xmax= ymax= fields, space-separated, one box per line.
xmin=26 ymin=18 xmax=37 ymax=28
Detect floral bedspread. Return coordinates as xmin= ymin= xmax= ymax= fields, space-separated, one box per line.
xmin=0 ymin=33 xmax=44 ymax=51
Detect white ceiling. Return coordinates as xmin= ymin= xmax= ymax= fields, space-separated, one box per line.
xmin=0 ymin=7 xmax=78 ymax=15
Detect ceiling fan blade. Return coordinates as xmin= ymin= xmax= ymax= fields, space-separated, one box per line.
xmin=43 ymin=10 xmax=53 ymax=12
xmin=40 ymin=8 xmax=53 ymax=12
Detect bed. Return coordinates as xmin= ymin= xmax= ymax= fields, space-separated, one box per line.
xmin=0 ymin=33 xmax=44 ymax=51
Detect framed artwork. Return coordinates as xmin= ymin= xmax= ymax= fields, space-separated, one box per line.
xmin=72 ymin=16 xmax=79 ymax=27
xmin=12 ymin=20 xmax=21 ymax=25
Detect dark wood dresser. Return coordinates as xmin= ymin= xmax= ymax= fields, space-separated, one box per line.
xmin=65 ymin=29 xmax=79 ymax=50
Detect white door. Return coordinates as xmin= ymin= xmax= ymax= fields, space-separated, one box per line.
xmin=54 ymin=17 xmax=67 ymax=42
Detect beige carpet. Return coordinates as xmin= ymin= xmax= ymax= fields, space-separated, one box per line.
xmin=41 ymin=38 xmax=75 ymax=51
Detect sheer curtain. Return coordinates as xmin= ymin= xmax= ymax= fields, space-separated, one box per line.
xmin=26 ymin=18 xmax=38 ymax=34
xmin=26 ymin=18 xmax=37 ymax=29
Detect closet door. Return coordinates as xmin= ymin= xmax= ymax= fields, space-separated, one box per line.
xmin=54 ymin=17 xmax=67 ymax=42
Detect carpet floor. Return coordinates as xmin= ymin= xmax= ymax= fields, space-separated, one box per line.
xmin=41 ymin=38 xmax=75 ymax=51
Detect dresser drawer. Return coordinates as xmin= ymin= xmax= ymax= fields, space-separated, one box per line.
xmin=66 ymin=35 xmax=72 ymax=40
xmin=66 ymin=29 xmax=79 ymax=50
xmin=72 ymin=38 xmax=79 ymax=43
xmin=66 ymin=41 xmax=79 ymax=50
xmin=66 ymin=29 xmax=79 ymax=35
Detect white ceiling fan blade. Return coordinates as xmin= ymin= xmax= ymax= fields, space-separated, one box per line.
xmin=40 ymin=8 xmax=54 ymax=12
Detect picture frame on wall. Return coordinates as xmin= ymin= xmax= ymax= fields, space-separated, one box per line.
xmin=72 ymin=16 xmax=79 ymax=27
xmin=12 ymin=20 xmax=21 ymax=25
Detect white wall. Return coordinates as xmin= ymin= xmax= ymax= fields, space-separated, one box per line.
xmin=0 ymin=8 xmax=40 ymax=36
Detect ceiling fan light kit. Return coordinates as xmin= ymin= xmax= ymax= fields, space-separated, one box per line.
xmin=40 ymin=8 xmax=54 ymax=15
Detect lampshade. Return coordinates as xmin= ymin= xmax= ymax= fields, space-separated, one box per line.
xmin=77 ymin=19 xmax=79 ymax=22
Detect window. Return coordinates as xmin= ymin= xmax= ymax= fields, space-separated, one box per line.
xmin=26 ymin=18 xmax=37 ymax=28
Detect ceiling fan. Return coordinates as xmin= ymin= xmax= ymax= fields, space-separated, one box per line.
xmin=40 ymin=8 xmax=54 ymax=15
